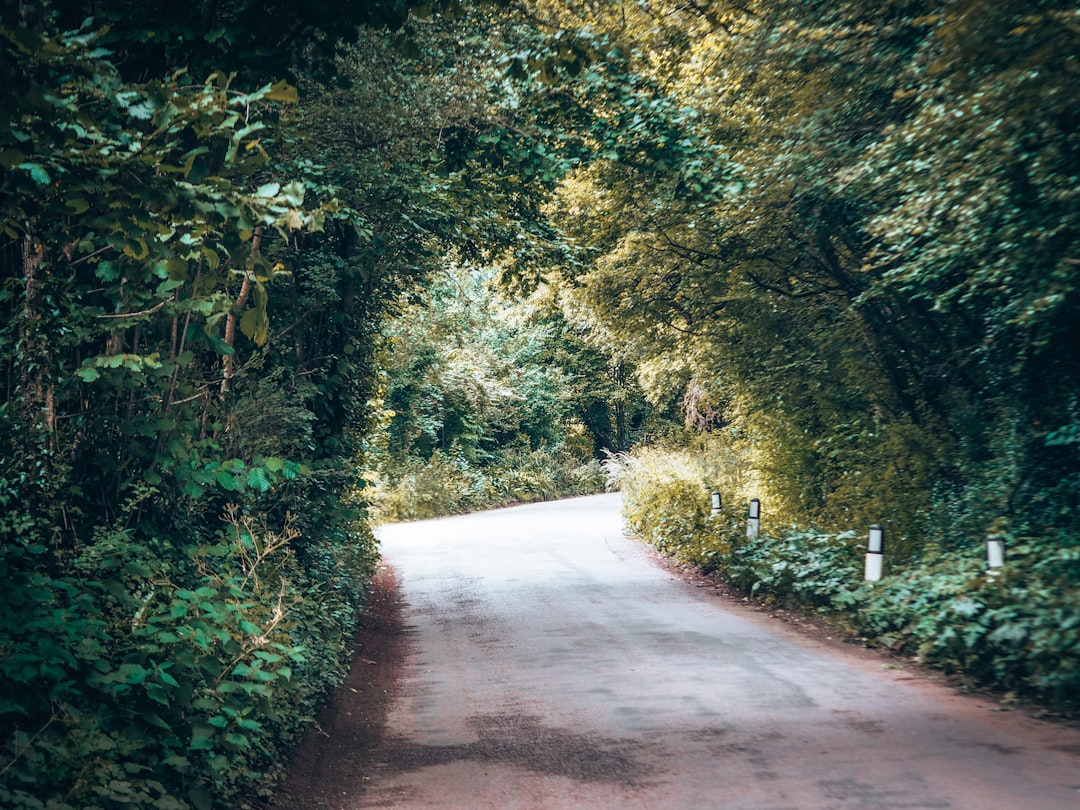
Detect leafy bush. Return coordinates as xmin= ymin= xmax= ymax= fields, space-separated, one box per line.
xmin=605 ymin=437 xmax=753 ymax=568
xmin=489 ymin=444 xmax=607 ymax=505
xmin=852 ymin=535 xmax=1080 ymax=712
xmin=366 ymin=450 xmax=489 ymax=522
xmin=723 ymin=529 xmax=864 ymax=611
xmin=0 ymin=504 xmax=378 ymax=809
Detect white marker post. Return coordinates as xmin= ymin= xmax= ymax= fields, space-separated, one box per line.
xmin=711 ymin=491 xmax=722 ymax=517
xmin=747 ymin=498 xmax=761 ymax=539
xmin=987 ymin=535 xmax=1005 ymax=570
xmin=865 ymin=524 xmax=884 ymax=582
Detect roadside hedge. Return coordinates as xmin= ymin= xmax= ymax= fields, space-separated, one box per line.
xmin=611 ymin=448 xmax=1080 ymax=716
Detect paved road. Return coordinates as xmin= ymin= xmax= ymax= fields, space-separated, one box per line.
xmin=358 ymin=493 xmax=1080 ymax=808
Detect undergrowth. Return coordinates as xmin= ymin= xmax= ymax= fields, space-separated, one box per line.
xmin=0 ymin=501 xmax=377 ymax=810
xmin=367 ymin=445 xmax=607 ymax=523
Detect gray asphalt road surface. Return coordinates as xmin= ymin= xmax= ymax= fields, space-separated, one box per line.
xmin=360 ymin=493 xmax=1080 ymax=809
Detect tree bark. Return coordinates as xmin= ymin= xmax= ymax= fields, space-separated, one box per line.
xmin=219 ymin=227 xmax=262 ymax=399
xmin=21 ymin=225 xmax=55 ymax=436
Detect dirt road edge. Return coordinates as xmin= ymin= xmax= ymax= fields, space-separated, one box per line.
xmin=270 ymin=563 xmax=407 ymax=809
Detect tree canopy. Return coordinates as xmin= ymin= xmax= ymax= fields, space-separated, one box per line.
xmin=537 ymin=0 xmax=1080 ymax=545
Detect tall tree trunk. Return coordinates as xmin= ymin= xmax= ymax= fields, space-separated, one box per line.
xmin=21 ymin=225 xmax=55 ymax=437
xmin=219 ymin=227 xmax=262 ymax=399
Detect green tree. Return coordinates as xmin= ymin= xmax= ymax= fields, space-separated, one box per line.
xmin=368 ymin=264 xmax=629 ymax=521
xmin=539 ymin=0 xmax=1080 ymax=546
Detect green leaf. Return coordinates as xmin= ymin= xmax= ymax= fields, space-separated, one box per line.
xmin=280 ymin=181 xmax=305 ymax=207
xmin=245 ymin=466 xmax=272 ymax=492
xmin=123 ymin=237 xmax=149 ymax=260
xmin=147 ymin=683 xmax=170 ymax=705
xmin=156 ymin=279 xmax=185 ymax=296
xmin=116 ymin=663 xmax=148 ymax=684
xmin=239 ymin=307 xmax=268 ymax=346
xmin=0 ymin=698 xmax=28 ymax=716
xmin=265 ymin=80 xmax=299 ymax=104
xmin=211 ymin=467 xmax=239 ymax=490
xmin=189 ymin=724 xmax=216 ymax=751
xmin=17 ymin=161 xmax=50 ymax=184
xmin=161 ymin=754 xmax=191 ymax=772
xmin=95 ymin=260 xmax=120 ymax=281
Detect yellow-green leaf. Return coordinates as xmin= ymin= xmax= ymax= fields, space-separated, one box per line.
xmin=265 ymin=80 xmax=298 ymax=104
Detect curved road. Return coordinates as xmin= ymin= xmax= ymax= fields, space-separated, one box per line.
xmin=303 ymin=494 xmax=1080 ymax=808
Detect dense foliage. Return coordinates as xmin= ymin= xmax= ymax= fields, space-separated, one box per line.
xmin=604 ymin=436 xmax=754 ymax=568
xmin=366 ymin=267 xmax=617 ymax=521
xmin=545 ymin=3 xmax=1078 ymax=709
xmin=0 ymin=1 xmax=540 ymax=806
xmin=537 ymin=0 xmax=1080 ymax=554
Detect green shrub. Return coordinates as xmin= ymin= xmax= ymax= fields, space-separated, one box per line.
xmin=724 ymin=529 xmax=864 ymax=611
xmin=0 ymin=505 xmax=378 ymax=809
xmin=367 ymin=450 xmax=486 ymax=522
xmin=852 ymin=534 xmax=1080 ymax=712
xmin=605 ymin=441 xmax=748 ymax=568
